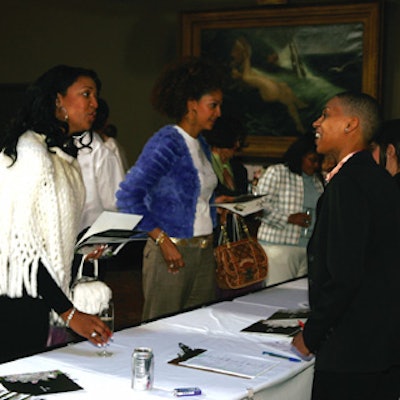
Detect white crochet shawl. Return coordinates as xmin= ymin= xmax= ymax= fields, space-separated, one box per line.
xmin=0 ymin=131 xmax=85 ymax=299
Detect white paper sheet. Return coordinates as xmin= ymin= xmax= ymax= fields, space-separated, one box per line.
xmin=180 ymin=350 xmax=280 ymax=379
xmin=76 ymin=211 xmax=143 ymax=248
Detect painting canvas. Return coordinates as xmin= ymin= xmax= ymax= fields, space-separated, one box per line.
xmin=182 ymin=3 xmax=381 ymax=158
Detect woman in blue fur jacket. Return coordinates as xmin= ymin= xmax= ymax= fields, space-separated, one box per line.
xmin=116 ymin=57 xmax=225 ymax=321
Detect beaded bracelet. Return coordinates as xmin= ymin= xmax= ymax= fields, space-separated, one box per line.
xmin=155 ymin=231 xmax=166 ymax=246
xmin=65 ymin=307 xmax=77 ymax=328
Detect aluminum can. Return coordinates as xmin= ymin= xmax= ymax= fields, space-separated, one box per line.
xmin=131 ymin=347 xmax=154 ymax=390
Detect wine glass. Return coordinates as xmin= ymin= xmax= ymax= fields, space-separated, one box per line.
xmin=302 ymin=208 xmax=312 ymax=237
xmin=97 ymin=300 xmax=114 ymax=357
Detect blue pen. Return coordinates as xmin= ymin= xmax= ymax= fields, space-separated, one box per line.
xmin=262 ymin=351 xmax=301 ymax=362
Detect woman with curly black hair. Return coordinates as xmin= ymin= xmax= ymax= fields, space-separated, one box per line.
xmin=117 ymin=57 xmax=225 ymax=321
xmin=0 ymin=65 xmax=112 ymax=362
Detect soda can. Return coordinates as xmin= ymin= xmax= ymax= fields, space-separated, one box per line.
xmin=132 ymin=347 xmax=154 ymax=390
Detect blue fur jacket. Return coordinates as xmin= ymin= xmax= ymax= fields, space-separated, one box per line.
xmin=116 ymin=125 xmax=217 ymax=238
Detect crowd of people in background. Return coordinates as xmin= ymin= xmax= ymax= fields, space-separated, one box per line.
xmin=0 ymin=57 xmax=399 ymax=398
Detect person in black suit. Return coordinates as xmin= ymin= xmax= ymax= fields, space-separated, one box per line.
xmin=292 ymin=92 xmax=400 ymax=400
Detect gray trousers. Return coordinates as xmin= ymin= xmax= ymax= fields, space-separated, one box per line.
xmin=141 ymin=238 xmax=216 ymax=321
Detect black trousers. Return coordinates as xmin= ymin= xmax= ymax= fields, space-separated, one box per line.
xmin=0 ymin=296 xmax=50 ymax=363
xmin=312 ymin=366 xmax=400 ymax=400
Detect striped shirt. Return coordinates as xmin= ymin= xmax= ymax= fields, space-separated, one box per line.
xmin=256 ymin=164 xmax=324 ymax=245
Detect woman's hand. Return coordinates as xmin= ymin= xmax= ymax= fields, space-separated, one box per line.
xmin=149 ymin=228 xmax=184 ymax=274
xmin=61 ymin=308 xmax=112 ymax=346
xmin=291 ymin=331 xmax=311 ymax=357
xmin=288 ymin=212 xmax=311 ymax=227
xmin=214 ymin=195 xmax=235 ymax=204
xmin=83 ymin=244 xmax=109 ymax=261
xmin=159 ymin=238 xmax=184 ymax=274
xmin=214 ymin=195 xmax=235 ymax=223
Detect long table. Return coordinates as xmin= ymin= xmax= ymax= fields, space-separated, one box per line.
xmin=0 ymin=278 xmax=313 ymax=399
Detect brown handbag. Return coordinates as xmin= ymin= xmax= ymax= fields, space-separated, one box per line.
xmin=215 ymin=215 xmax=268 ymax=289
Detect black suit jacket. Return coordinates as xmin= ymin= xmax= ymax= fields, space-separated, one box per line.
xmin=303 ymin=151 xmax=400 ymax=372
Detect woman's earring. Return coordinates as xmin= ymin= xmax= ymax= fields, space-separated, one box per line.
xmin=61 ymin=107 xmax=69 ymax=122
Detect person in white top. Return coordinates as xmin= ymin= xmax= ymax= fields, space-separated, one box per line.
xmin=100 ymin=123 xmax=130 ymax=173
xmin=74 ymin=131 xmax=125 ymax=233
xmin=74 ymin=99 xmax=125 ymax=233
xmin=0 ymin=65 xmax=112 ymax=362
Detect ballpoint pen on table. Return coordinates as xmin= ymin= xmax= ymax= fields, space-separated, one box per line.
xmin=262 ymin=351 xmax=301 ymax=362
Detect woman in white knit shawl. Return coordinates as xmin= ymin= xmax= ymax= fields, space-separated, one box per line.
xmin=0 ymin=65 xmax=112 ymax=362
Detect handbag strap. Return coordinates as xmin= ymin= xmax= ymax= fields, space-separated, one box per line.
xmin=218 ymin=214 xmax=252 ymax=247
xmin=232 ymin=213 xmax=240 ymax=242
xmin=77 ymin=255 xmax=99 ymax=280
xmin=218 ymin=223 xmax=230 ymax=246
xmin=237 ymin=215 xmax=252 ymax=240
xmin=232 ymin=214 xmax=252 ymax=241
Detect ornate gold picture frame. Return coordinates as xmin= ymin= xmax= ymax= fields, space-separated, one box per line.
xmin=181 ymin=2 xmax=381 ymax=159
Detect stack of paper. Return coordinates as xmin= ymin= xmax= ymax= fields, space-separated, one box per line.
xmin=240 ymin=308 xmax=310 ymax=340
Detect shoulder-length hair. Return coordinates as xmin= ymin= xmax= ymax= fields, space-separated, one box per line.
xmin=1 ymin=64 xmax=101 ymax=164
xmin=283 ymin=132 xmax=318 ymax=175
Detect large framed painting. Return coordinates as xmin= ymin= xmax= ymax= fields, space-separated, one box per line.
xmin=181 ymin=2 xmax=381 ymax=159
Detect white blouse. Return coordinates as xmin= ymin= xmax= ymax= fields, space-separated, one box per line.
xmin=175 ymin=125 xmax=217 ymax=236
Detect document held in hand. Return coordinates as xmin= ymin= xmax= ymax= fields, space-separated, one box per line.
xmin=213 ymin=194 xmax=266 ymax=217
xmin=75 ymin=211 xmax=144 ymax=251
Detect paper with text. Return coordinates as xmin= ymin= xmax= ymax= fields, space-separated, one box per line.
xmin=180 ymin=350 xmax=279 ymax=379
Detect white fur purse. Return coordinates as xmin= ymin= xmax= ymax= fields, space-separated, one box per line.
xmin=71 ymin=257 xmax=112 ymax=315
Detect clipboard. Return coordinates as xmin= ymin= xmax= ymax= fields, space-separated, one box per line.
xmin=168 ymin=348 xmax=207 ymax=365
xmin=168 ymin=346 xmax=278 ymax=379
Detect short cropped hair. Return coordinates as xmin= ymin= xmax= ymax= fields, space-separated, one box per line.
xmin=335 ymin=92 xmax=381 ymax=144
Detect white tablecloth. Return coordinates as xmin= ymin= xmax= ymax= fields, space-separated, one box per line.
xmin=0 ymin=278 xmax=313 ymax=400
